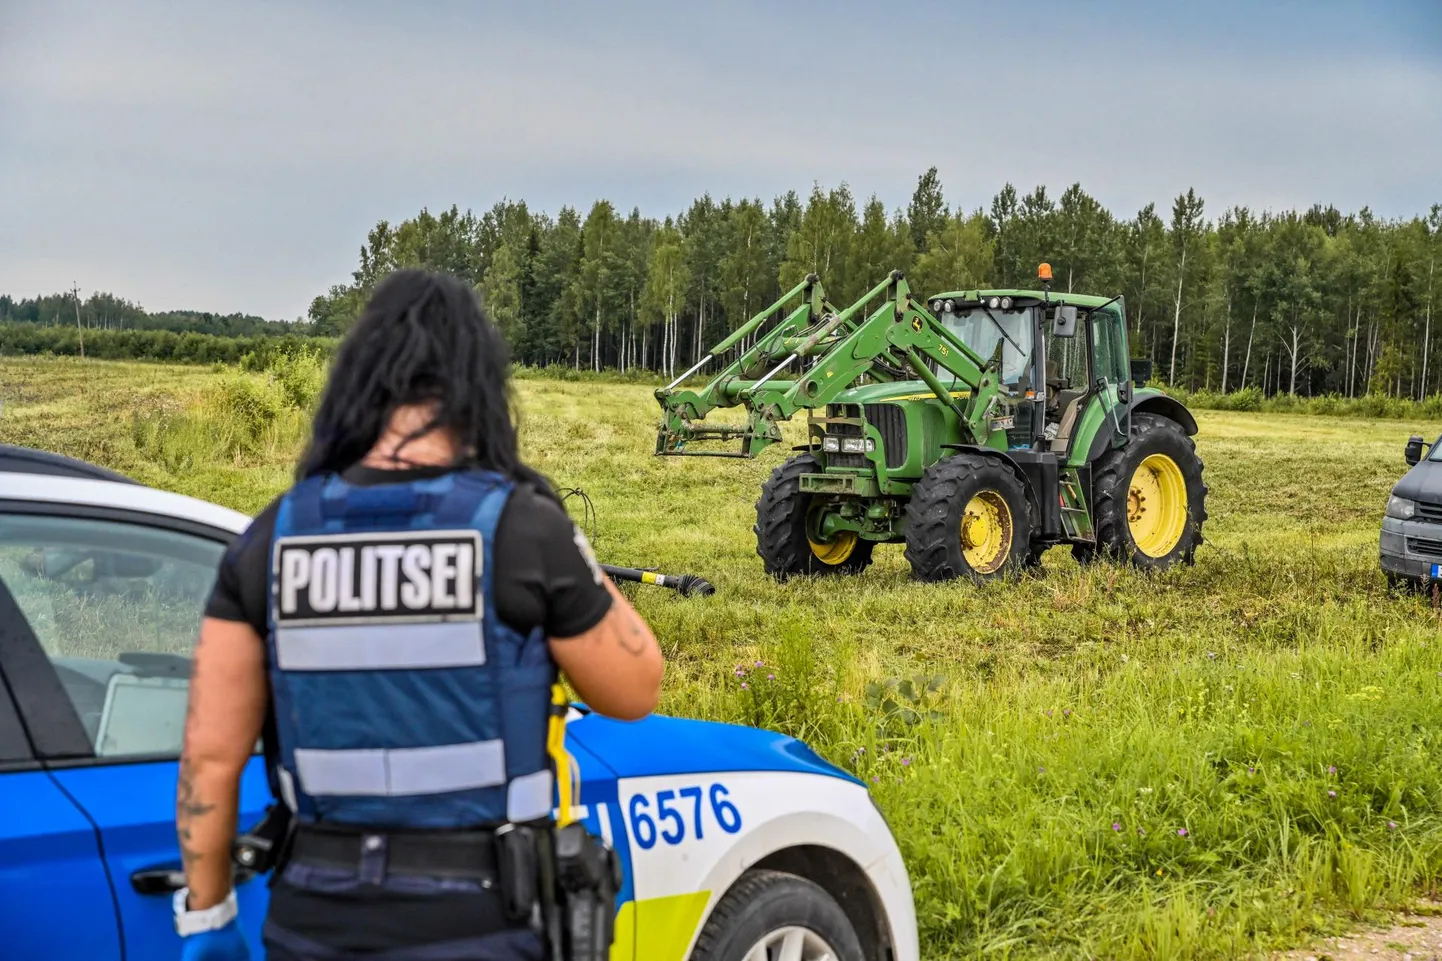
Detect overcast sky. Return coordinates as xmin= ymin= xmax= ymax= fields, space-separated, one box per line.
xmin=1 ymin=0 xmax=1438 ymax=321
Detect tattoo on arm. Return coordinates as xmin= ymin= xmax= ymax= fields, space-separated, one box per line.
xmin=615 ymin=609 xmax=650 ymax=656
xmin=176 ymin=756 xmax=214 ymax=871
xmin=176 ymin=638 xmax=215 ymax=873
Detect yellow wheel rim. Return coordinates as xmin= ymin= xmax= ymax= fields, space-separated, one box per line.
xmin=1128 ymin=453 xmax=1189 ymax=557
xmin=961 ymin=491 xmax=1013 ymax=574
xmin=808 ymin=529 xmax=858 ymax=565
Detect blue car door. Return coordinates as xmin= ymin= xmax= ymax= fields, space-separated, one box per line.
xmin=0 ymin=502 xmax=273 ymax=959
xmin=0 ymin=643 xmax=124 ymax=961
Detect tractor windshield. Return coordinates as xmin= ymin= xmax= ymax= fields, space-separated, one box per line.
xmin=941 ymin=307 xmax=1034 ymax=387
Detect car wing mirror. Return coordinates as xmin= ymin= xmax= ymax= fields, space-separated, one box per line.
xmin=1050 ymin=305 xmax=1078 ymax=338
xmin=1405 ymin=435 xmax=1427 ymax=466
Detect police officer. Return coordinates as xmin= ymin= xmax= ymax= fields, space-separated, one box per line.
xmin=172 ymin=268 xmax=665 ymax=961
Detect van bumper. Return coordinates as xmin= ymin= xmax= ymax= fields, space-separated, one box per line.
xmin=1380 ymin=517 xmax=1442 ymax=581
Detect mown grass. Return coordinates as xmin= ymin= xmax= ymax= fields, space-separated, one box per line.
xmin=3 ymin=355 xmax=1442 ymax=959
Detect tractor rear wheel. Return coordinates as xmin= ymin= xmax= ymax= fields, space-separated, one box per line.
xmin=904 ymin=453 xmax=1032 ymax=583
xmin=754 ymin=454 xmax=875 ymax=580
xmin=1089 ymin=412 xmax=1208 ymax=570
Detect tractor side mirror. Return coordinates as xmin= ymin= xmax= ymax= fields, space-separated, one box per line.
xmin=1130 ymin=358 xmax=1153 ymax=388
xmin=1050 ymin=305 xmax=1078 ymax=338
xmin=1405 ymin=435 xmax=1427 ymax=466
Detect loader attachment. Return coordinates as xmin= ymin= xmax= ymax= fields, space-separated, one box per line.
xmin=653 ymin=270 xmax=1003 ymax=459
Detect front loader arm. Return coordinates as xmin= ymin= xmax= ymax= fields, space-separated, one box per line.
xmin=654 ymin=275 xmax=837 ymax=455
xmin=654 ymin=270 xmax=1003 ymax=458
xmin=748 ymin=273 xmax=1003 ymax=446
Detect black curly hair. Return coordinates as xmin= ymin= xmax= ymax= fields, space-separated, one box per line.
xmin=296 ymin=268 xmax=552 ymax=498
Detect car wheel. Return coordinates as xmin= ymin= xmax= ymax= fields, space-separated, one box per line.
xmin=688 ymin=869 xmax=866 ymax=961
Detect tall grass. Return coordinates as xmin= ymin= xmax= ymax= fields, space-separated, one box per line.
xmin=5 ymin=356 xmax=1442 ymax=958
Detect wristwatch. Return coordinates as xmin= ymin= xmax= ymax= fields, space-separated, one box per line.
xmin=172 ymin=888 xmax=238 ymax=936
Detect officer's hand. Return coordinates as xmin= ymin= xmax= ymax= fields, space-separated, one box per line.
xmin=179 ymin=919 xmax=250 ymax=961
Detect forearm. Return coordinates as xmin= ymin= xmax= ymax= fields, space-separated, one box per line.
xmin=177 ymin=753 xmax=243 ymax=908
xmin=177 ymin=754 xmax=241 ymax=908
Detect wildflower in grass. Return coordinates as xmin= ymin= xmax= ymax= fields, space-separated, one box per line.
xmin=1207 ymin=651 xmax=1216 ymax=660
xmin=1328 ymin=765 xmax=1337 ymax=775
xmin=901 ymin=757 xmax=912 ymax=767
xmin=740 ymin=682 xmax=748 ymax=690
xmin=1063 ymin=709 xmax=1071 ymax=718
xmin=1112 ymin=822 xmax=1122 ymax=832
xmin=1248 ymin=767 xmax=1256 ymax=775
xmin=1389 ymin=821 xmax=1398 ymax=830
xmin=1177 ymin=828 xmax=1188 ymax=837
xmin=1328 ymin=790 xmax=1337 ymax=798
xmin=755 ymin=660 xmax=763 ymax=667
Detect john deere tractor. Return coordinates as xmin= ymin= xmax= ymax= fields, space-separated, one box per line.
xmin=653 ymin=265 xmax=1207 ymax=583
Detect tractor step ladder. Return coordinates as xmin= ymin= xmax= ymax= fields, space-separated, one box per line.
xmin=1058 ymin=468 xmax=1095 ymax=541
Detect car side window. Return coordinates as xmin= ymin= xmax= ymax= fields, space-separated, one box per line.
xmin=0 ymin=511 xmax=226 ymax=758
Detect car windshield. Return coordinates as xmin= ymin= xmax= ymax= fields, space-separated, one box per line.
xmin=1431 ymin=436 xmax=1442 ymax=462
xmin=940 ymin=307 xmax=1034 ymax=387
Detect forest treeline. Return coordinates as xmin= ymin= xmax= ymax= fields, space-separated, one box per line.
xmin=306 ymin=170 xmax=1440 ymax=399
xmin=0 ymin=291 xmax=304 ymax=338
xmin=5 ymin=170 xmax=1438 ymax=399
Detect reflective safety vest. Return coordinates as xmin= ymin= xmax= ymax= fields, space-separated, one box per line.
xmin=263 ymin=467 xmax=558 ymax=830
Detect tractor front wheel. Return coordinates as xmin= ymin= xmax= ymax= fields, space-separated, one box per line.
xmin=1090 ymin=413 xmax=1208 ymax=570
xmin=904 ymin=453 xmax=1032 ymax=583
xmin=754 ymin=454 xmax=875 ymax=580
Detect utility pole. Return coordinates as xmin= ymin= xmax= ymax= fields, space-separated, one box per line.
xmin=71 ymin=282 xmax=85 ymax=359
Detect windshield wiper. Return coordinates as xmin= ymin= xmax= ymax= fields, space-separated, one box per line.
xmin=974 ymin=304 xmax=1025 ymax=357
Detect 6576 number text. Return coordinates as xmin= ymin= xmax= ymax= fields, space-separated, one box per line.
xmin=627 ymin=783 xmax=741 ymax=850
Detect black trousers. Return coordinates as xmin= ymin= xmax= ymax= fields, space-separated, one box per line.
xmin=262 ymin=863 xmax=547 ymax=961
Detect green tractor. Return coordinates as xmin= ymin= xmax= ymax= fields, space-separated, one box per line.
xmin=653 ymin=264 xmax=1207 ymax=583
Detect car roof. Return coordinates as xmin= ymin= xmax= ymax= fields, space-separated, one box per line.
xmin=0 ymin=444 xmax=251 ymax=535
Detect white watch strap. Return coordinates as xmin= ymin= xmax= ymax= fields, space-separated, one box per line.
xmin=172 ymin=888 xmax=238 ymax=936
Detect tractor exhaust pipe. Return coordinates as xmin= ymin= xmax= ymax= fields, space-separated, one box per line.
xmin=600 ymin=564 xmax=715 ymax=598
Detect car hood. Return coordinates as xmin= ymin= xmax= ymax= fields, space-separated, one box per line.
xmin=1393 ymin=459 xmax=1442 ymax=503
xmin=566 ymin=710 xmax=863 ymax=786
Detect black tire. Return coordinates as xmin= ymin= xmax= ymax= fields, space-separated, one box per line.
xmin=903 ymin=452 xmax=1032 ymax=583
xmin=754 ymin=454 xmax=875 ymax=580
xmin=688 ymin=869 xmax=866 ymax=961
xmin=1089 ymin=412 xmax=1208 ymax=570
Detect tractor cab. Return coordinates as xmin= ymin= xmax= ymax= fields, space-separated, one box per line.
xmin=924 ymin=264 xmax=1134 ymax=460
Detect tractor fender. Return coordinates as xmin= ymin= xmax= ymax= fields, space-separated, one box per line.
xmin=1083 ymin=392 xmax=1198 ymax=464
xmin=937 ymin=444 xmax=1042 ymax=526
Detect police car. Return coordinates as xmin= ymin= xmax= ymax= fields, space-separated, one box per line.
xmin=0 ymin=444 xmax=919 ymax=961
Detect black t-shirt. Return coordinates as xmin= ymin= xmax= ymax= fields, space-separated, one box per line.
xmin=206 ymin=464 xmax=613 ymax=953
xmin=204 ymin=464 xmax=613 ymax=639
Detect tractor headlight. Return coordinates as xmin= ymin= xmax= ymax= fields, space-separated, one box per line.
xmin=822 ymin=436 xmax=840 ymax=453
xmin=1386 ymin=495 xmax=1417 ymax=520
xmin=840 ymin=437 xmax=866 ymax=454
xmin=1000 ymin=296 xmax=1013 ymax=309
xmin=931 ymin=299 xmax=942 ymax=313
xmin=944 ymin=299 xmax=955 ymax=313
xmin=988 ymin=296 xmax=1001 ymax=309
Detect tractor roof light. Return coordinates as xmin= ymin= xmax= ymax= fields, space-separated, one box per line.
xmin=1038 ymin=262 xmax=1053 ymax=282
xmin=931 ymin=299 xmax=943 ymax=313
xmin=988 ymin=296 xmax=1001 ymax=309
xmin=944 ymin=299 xmax=955 ymax=312
xmin=1000 ymin=297 xmax=1012 ymax=309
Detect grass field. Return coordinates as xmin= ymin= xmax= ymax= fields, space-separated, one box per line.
xmin=4 ymin=354 xmax=1442 ymax=960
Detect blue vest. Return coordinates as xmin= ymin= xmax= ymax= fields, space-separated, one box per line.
xmin=263 ymin=468 xmax=557 ymax=830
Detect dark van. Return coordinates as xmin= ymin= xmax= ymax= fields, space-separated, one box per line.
xmin=1382 ymin=432 xmax=1442 ymax=588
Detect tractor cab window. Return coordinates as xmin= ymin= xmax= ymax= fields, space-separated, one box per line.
xmin=1044 ymin=319 xmax=1089 ymax=395
xmin=940 ymin=307 xmax=1034 ymax=390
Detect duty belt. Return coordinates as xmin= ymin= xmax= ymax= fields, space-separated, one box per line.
xmin=288 ymin=824 xmax=500 ymax=881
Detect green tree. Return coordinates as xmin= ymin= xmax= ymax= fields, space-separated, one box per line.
xmin=908 ymin=167 xmax=946 ymax=255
